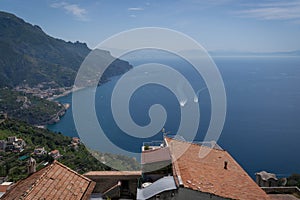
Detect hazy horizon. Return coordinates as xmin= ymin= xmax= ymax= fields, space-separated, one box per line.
xmin=1 ymin=0 xmax=300 ymax=53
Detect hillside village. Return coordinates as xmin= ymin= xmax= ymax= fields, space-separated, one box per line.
xmin=0 ymin=134 xmax=80 ymax=156
xmin=0 ymin=88 xmax=67 ymax=125
xmin=15 ymin=81 xmax=73 ymax=100
xmin=0 ymin=133 xmax=299 ymax=199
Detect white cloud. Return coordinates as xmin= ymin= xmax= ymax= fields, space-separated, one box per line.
xmin=130 ymin=14 xmax=137 ymax=18
xmin=51 ymin=2 xmax=88 ymax=21
xmin=236 ymin=0 xmax=300 ymax=21
xmin=128 ymin=7 xmax=144 ymax=11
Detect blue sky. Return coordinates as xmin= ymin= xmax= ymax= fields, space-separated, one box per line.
xmin=1 ymin=0 xmax=300 ymax=52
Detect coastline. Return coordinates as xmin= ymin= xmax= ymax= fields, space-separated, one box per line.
xmin=48 ymin=79 xmax=112 ymax=101
xmin=45 ymin=84 xmax=102 ymax=127
xmin=47 ymin=86 xmax=84 ymax=101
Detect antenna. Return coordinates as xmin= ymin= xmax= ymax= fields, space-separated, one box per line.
xmin=161 ymin=128 xmax=170 ymax=137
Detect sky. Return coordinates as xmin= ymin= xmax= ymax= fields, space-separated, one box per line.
xmin=1 ymin=0 xmax=300 ymax=52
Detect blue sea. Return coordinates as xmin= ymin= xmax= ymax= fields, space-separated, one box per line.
xmin=48 ymin=54 xmax=300 ymax=178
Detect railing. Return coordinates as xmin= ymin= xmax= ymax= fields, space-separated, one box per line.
xmin=142 ymin=134 xmax=223 ymax=151
xmin=142 ymin=141 xmax=164 ymax=148
xmin=166 ymin=134 xmax=223 ymax=150
xmin=261 ymin=186 xmax=300 ymax=196
xmin=102 ymin=181 xmax=121 ymax=197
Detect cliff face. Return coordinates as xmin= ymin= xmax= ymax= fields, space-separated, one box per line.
xmin=0 ymin=11 xmax=132 ymax=88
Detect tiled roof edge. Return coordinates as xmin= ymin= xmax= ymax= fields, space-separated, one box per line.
xmin=81 ymin=180 xmax=96 ymax=200
xmin=21 ymin=161 xmax=55 ymax=198
xmin=15 ymin=161 xmax=55 ymax=199
xmin=164 ymin=136 xmax=226 ymax=152
xmin=224 ymin=152 xmax=269 ymax=198
xmin=84 ymin=171 xmax=142 ymax=176
xmin=54 ymin=161 xmax=93 ymax=182
xmin=164 ymin=137 xmax=182 ymax=187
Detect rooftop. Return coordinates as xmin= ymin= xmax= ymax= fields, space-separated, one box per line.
xmin=0 ymin=161 xmax=95 ymax=200
xmin=141 ymin=147 xmax=171 ymax=165
xmin=0 ymin=185 xmax=11 ymax=193
xmin=84 ymin=171 xmax=142 ymax=177
xmin=50 ymin=149 xmax=59 ymax=154
xmin=256 ymin=171 xmax=278 ymax=181
xmin=165 ymin=137 xmax=270 ymax=200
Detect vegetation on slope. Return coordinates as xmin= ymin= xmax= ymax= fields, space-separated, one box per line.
xmin=0 ymin=88 xmax=63 ymax=125
xmin=0 ymin=119 xmax=140 ymax=182
xmin=287 ymin=174 xmax=300 ymax=188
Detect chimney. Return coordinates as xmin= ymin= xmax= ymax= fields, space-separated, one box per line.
xmin=224 ymin=161 xmax=228 ymax=170
xmin=27 ymin=157 xmax=36 ymax=175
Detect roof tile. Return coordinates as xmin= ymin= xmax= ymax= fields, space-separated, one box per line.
xmin=141 ymin=147 xmax=171 ymax=164
xmin=166 ymin=137 xmax=269 ymax=200
xmin=84 ymin=171 xmax=141 ymax=177
xmin=0 ymin=161 xmax=95 ymax=200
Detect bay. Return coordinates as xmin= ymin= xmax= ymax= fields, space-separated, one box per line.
xmin=48 ymin=55 xmax=300 ymax=178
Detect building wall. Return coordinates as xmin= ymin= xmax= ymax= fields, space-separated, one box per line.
xmin=7 ymin=137 xmax=16 ymax=143
xmin=176 ymin=188 xmax=227 ymax=200
xmin=88 ymin=176 xmax=138 ymax=198
xmin=261 ymin=186 xmax=300 ymax=196
xmin=256 ymin=175 xmax=278 ymax=187
xmin=0 ymin=141 xmax=6 ymax=151
xmin=144 ymin=174 xmax=168 ymax=182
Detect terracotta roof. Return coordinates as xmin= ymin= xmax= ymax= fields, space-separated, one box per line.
xmin=50 ymin=149 xmax=59 ymax=154
xmin=0 ymin=161 xmax=95 ymax=200
xmin=165 ymin=137 xmax=269 ymax=200
xmin=141 ymin=147 xmax=171 ymax=164
xmin=256 ymin=171 xmax=278 ymax=181
xmin=0 ymin=185 xmax=11 ymax=193
xmin=72 ymin=137 xmax=80 ymax=142
xmin=84 ymin=171 xmax=142 ymax=177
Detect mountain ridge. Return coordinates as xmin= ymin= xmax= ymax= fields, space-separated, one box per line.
xmin=0 ymin=11 xmax=132 ymax=88
xmin=209 ymin=49 xmax=300 ymax=57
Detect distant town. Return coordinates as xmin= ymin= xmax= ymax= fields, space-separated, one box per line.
xmin=14 ymin=81 xmax=73 ymax=100
xmin=0 ymin=135 xmax=80 ymax=156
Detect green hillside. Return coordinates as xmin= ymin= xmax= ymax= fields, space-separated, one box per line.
xmin=0 ymin=88 xmax=63 ymax=125
xmin=0 ymin=119 xmax=140 ymax=182
xmin=0 ymin=11 xmax=132 ymax=88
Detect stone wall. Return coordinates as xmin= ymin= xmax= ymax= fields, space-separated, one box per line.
xmin=261 ymin=186 xmax=300 ymax=196
xmin=176 ymin=188 xmax=226 ymax=200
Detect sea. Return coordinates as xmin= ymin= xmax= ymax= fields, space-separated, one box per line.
xmin=48 ymin=52 xmax=300 ymax=179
